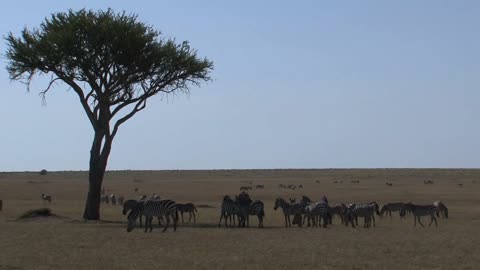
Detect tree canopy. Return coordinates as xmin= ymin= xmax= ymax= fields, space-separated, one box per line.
xmin=5 ymin=8 xmax=214 ymax=220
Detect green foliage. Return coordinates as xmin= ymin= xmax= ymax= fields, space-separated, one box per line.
xmin=5 ymin=8 xmax=213 ymax=133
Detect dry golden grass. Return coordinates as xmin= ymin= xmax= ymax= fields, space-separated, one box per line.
xmin=0 ymin=169 xmax=479 ymax=270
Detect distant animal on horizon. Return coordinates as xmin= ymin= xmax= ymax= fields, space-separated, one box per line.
xmin=351 ymin=180 xmax=360 ymax=184
xmin=424 ymin=180 xmax=434 ymax=184
xmin=134 ymin=187 xmax=139 ymax=192
xmin=386 ymin=182 xmax=393 ymax=186
xmin=255 ymin=185 xmax=264 ymax=189
xmin=41 ymin=193 xmax=52 ymax=204
xmin=240 ymin=186 xmax=252 ymax=191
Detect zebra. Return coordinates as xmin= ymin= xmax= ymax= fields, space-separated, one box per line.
xmin=218 ymin=195 xmax=239 ymax=227
xmin=274 ymin=198 xmax=303 ymax=227
xmin=41 ymin=193 xmax=52 ymax=204
xmin=123 ymin=199 xmax=145 ymax=227
xmin=328 ymin=203 xmax=347 ymax=224
xmin=400 ymin=203 xmax=438 ymax=227
xmin=304 ymin=201 xmax=329 ymax=228
xmin=380 ymin=202 xmax=405 ymax=218
xmin=238 ymin=200 xmax=265 ymax=228
xmin=239 ymin=186 xmax=252 ymax=191
xmin=176 ymin=203 xmax=198 ymax=224
xmin=151 ymin=194 xmax=161 ymax=200
xmin=117 ymin=196 xmax=125 ymax=206
xmin=109 ymin=194 xmax=117 ymax=205
xmin=127 ymin=199 xmax=177 ymax=232
xmin=255 ymin=185 xmax=264 ymax=189
xmin=235 ymin=192 xmax=253 ymax=227
xmin=433 ymin=201 xmax=448 ymax=219
xmin=346 ymin=202 xmax=380 ymax=228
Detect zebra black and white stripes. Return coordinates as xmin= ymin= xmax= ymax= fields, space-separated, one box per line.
xmin=304 ymin=201 xmax=329 ymax=228
xmin=400 ymin=203 xmax=438 ymax=227
xmin=345 ymin=202 xmax=380 ymax=228
xmin=177 ymin=203 xmax=197 ymax=224
xmin=380 ymin=202 xmax=405 ymax=218
xmin=127 ymin=199 xmax=178 ymax=232
xmin=274 ymin=198 xmax=303 ymax=227
xmin=218 ymin=196 xmax=240 ymax=227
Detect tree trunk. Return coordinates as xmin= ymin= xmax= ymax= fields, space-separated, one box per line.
xmin=82 ymin=131 xmax=112 ymax=220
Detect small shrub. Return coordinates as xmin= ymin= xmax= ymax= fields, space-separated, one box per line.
xmin=40 ymin=169 xmax=48 ymax=175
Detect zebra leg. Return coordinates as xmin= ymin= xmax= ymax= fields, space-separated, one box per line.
xmin=372 ymin=215 xmax=376 ymax=227
xmin=218 ymin=211 xmax=224 ymax=227
xmin=162 ymin=214 xmax=170 ymax=232
xmin=181 ymin=212 xmax=184 ymax=224
xmin=193 ymin=211 xmax=196 ymax=224
xmin=417 ymin=216 xmax=424 ymax=227
xmin=188 ymin=212 xmax=192 ymax=224
xmin=285 ymin=215 xmax=289 ymax=228
xmin=139 ymin=214 xmax=143 ymax=228
xmin=173 ymin=213 xmax=178 ymax=232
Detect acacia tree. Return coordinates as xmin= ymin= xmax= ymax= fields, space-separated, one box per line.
xmin=5 ymin=9 xmax=213 ymax=220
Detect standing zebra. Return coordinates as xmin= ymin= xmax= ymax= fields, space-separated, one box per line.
xmin=41 ymin=193 xmax=52 ymax=204
xmin=328 ymin=203 xmax=347 ymax=225
xmin=109 ymin=194 xmax=117 ymax=205
xmin=346 ymin=202 xmax=380 ymax=228
xmin=240 ymin=200 xmax=265 ymax=228
xmin=127 ymin=199 xmax=177 ymax=232
xmin=304 ymin=201 xmax=329 ymax=228
xmin=433 ymin=201 xmax=448 ymax=219
xmin=274 ymin=198 xmax=303 ymax=228
xmin=218 ymin=195 xmax=239 ymax=227
xmin=117 ymin=196 xmax=125 ymax=206
xmin=380 ymin=202 xmax=405 ymax=218
xmin=401 ymin=203 xmax=438 ymax=227
xmin=176 ymin=203 xmax=198 ymax=224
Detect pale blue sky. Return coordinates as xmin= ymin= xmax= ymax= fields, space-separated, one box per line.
xmin=1 ymin=1 xmax=479 ymax=171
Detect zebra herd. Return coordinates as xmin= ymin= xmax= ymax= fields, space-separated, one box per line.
xmin=122 ymin=195 xmax=198 ymax=233
xmin=121 ymin=192 xmax=449 ymax=232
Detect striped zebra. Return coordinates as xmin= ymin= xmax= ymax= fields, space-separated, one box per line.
xmin=380 ymin=202 xmax=405 ymax=218
xmin=274 ymin=198 xmax=303 ymax=227
xmin=400 ymin=203 xmax=438 ymax=227
xmin=177 ymin=203 xmax=197 ymax=224
xmin=218 ymin=195 xmax=239 ymax=227
xmin=127 ymin=199 xmax=178 ymax=232
xmin=117 ymin=196 xmax=125 ymax=206
xmin=328 ymin=203 xmax=347 ymax=225
xmin=109 ymin=194 xmax=117 ymax=205
xmin=304 ymin=201 xmax=329 ymax=228
xmin=41 ymin=193 xmax=52 ymax=204
xmin=241 ymin=200 xmax=265 ymax=228
xmin=123 ymin=199 xmax=164 ymax=228
xmin=345 ymin=202 xmax=380 ymax=228
xmin=433 ymin=201 xmax=448 ymax=219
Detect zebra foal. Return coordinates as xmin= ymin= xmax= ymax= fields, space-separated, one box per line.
xmin=177 ymin=203 xmax=198 ymax=224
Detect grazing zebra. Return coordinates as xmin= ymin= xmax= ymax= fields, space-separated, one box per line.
xmin=218 ymin=195 xmax=239 ymax=227
xmin=123 ymin=199 xmax=145 ymax=227
xmin=274 ymin=198 xmax=303 ymax=227
xmin=433 ymin=201 xmax=448 ymax=219
xmin=346 ymin=202 xmax=380 ymax=228
xmin=41 ymin=193 xmax=52 ymax=204
xmin=176 ymin=203 xmax=197 ymax=224
xmin=328 ymin=203 xmax=347 ymax=224
xmin=380 ymin=202 xmax=405 ymax=218
xmin=304 ymin=201 xmax=329 ymax=228
xmin=109 ymin=194 xmax=117 ymax=205
xmin=127 ymin=199 xmax=177 ymax=232
xmin=400 ymin=203 xmax=438 ymax=227
xmin=123 ymin=199 xmax=163 ymax=228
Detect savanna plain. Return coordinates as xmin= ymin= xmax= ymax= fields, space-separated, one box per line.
xmin=0 ymin=169 xmax=479 ymax=270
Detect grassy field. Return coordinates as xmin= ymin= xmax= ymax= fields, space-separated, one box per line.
xmin=0 ymin=169 xmax=479 ymax=270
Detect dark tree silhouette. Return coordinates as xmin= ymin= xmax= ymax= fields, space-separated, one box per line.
xmin=5 ymin=9 xmax=213 ymax=220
